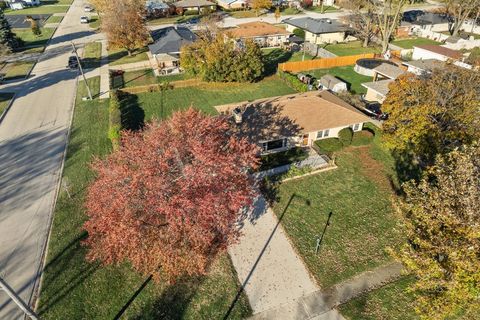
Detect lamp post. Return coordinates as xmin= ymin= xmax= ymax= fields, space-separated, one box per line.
xmin=315 ymin=211 xmax=333 ymax=254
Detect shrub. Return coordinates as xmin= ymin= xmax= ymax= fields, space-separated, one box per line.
xmin=314 ymin=138 xmax=343 ymax=156
xmin=278 ymin=69 xmax=308 ymax=92
xmin=108 ymin=91 xmax=122 ymax=150
xmin=184 ymin=9 xmax=199 ymax=16
xmin=351 ymin=129 xmax=375 ymax=146
xmin=260 ymin=147 xmax=308 ymax=171
xmin=293 ymin=28 xmax=305 ymax=39
xmin=338 ymin=127 xmax=353 ymax=146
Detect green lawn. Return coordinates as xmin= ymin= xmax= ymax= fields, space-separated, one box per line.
xmin=307 ymin=65 xmax=372 ymax=94
xmin=88 ymin=16 xmax=100 ymax=29
xmin=41 ymin=0 xmax=73 ymax=4
xmin=108 ymin=47 xmax=149 ymax=66
xmin=0 ymin=61 xmax=35 ymax=80
xmin=391 ymin=37 xmax=441 ymax=49
xmin=5 ymin=5 xmax=69 ymax=15
xmin=306 ymin=6 xmax=341 ymax=13
xmin=135 ymin=77 xmax=296 ymax=119
xmin=38 ymin=76 xmax=251 ymax=319
xmin=340 ymin=277 xmax=417 ymax=320
xmin=82 ymin=42 xmax=102 ymax=69
xmin=45 ymin=15 xmax=63 ymax=24
xmin=0 ymin=93 xmax=15 ymax=115
xmin=324 ymin=41 xmax=381 ymax=56
xmin=281 ymin=7 xmax=302 ymax=15
xmin=228 ymin=10 xmax=259 ymax=19
xmin=13 ymin=28 xmax=55 ymax=50
xmin=270 ymin=128 xmax=404 ymax=288
xmin=121 ymin=69 xmax=193 ymax=88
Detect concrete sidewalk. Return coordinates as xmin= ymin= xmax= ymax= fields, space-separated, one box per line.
xmin=229 ymin=195 xmax=319 ymax=314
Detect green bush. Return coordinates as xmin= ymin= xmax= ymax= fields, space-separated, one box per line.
xmin=108 ymin=91 xmax=122 ymax=150
xmin=184 ymin=9 xmax=199 ymax=15
xmin=260 ymin=147 xmax=308 ymax=170
xmin=293 ymin=28 xmax=305 ymax=39
xmin=351 ymin=128 xmax=375 ymax=146
xmin=278 ymin=69 xmax=308 ymax=92
xmin=314 ymin=138 xmax=343 ymax=156
xmin=338 ymin=127 xmax=353 ymax=146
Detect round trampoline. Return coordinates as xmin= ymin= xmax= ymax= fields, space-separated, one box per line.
xmin=354 ymin=58 xmax=398 ymax=76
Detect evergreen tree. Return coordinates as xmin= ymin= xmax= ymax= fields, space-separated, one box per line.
xmin=0 ymin=10 xmax=18 ymax=53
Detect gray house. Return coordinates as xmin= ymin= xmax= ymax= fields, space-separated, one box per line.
xmin=148 ymin=26 xmax=196 ymax=75
xmin=283 ymin=17 xmax=355 ymax=45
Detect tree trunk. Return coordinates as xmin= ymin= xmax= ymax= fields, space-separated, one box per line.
xmin=127 ymin=49 xmax=132 ymax=56
xmin=363 ymin=36 xmax=369 ymax=48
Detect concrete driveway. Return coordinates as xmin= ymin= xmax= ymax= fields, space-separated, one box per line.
xmin=0 ymin=0 xmax=104 ymax=319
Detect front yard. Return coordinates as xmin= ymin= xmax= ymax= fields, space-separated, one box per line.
xmin=108 ymin=47 xmax=149 ymax=66
xmin=13 ymin=28 xmax=55 ymax=52
xmin=0 ymin=61 xmax=35 ymax=80
xmin=38 ymin=77 xmax=251 ymax=319
xmin=270 ymin=128 xmax=404 ymax=288
xmin=391 ymin=37 xmax=441 ymax=49
xmin=0 ymin=93 xmax=15 ymax=115
xmin=82 ymin=42 xmax=102 ymax=69
xmin=323 ymin=41 xmax=381 ymax=56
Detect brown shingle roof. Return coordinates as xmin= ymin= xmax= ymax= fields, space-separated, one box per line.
xmin=414 ymin=45 xmax=463 ymax=59
xmin=214 ymin=91 xmax=370 ymax=139
xmin=225 ymin=22 xmax=291 ymax=39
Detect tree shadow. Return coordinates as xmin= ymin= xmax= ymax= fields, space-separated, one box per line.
xmin=118 ymin=91 xmax=145 ymax=131
xmin=392 ymin=148 xmax=423 ymax=188
xmin=262 ymin=48 xmax=293 ymax=76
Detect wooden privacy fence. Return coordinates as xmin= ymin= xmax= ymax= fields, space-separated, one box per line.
xmin=278 ymin=53 xmax=376 ymax=73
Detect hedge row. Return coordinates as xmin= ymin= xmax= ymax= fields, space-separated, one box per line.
xmin=278 ymin=69 xmax=308 ymax=92
xmin=108 ymin=90 xmax=122 ymax=150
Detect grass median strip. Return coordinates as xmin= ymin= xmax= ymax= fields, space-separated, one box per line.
xmin=0 ymin=93 xmax=15 ymax=116
xmin=82 ymin=42 xmax=102 ymax=69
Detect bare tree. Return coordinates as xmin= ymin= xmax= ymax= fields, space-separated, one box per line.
xmin=374 ymin=0 xmax=407 ymax=53
xmin=445 ymin=0 xmax=480 ymax=36
xmin=343 ymin=0 xmax=376 ymax=48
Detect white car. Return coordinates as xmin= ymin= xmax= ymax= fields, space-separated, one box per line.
xmin=84 ymin=6 xmax=93 ymax=12
xmin=80 ymin=16 xmax=89 ymax=24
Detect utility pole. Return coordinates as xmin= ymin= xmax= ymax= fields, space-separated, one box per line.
xmin=71 ymin=42 xmax=93 ymax=100
xmin=0 ymin=277 xmax=39 ymax=320
xmin=315 ymin=211 xmax=333 ymax=254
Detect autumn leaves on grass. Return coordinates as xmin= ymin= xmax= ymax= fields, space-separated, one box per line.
xmin=82 ymin=109 xmax=260 ymax=283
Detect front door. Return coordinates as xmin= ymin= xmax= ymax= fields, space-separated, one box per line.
xmin=302 ymin=134 xmax=309 ymax=146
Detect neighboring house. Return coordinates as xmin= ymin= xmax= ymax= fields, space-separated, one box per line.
xmin=412 ymin=44 xmax=463 ymax=62
xmin=148 ymin=26 xmax=196 ymax=75
xmin=362 ymin=62 xmax=405 ymax=103
xmin=402 ymin=59 xmax=445 ymax=75
xmin=317 ymin=74 xmax=347 ymax=93
xmin=214 ymin=91 xmax=370 ymax=153
xmin=6 ymin=0 xmax=40 ymax=9
xmin=313 ymin=0 xmax=334 ymax=6
xmin=283 ymin=17 xmax=354 ymax=45
xmin=404 ymin=11 xmax=452 ymax=33
xmin=225 ymin=22 xmax=292 ymax=48
xmin=146 ymin=0 xmax=174 ymax=17
xmin=173 ymin=0 xmax=216 ymax=12
xmin=217 ymin=0 xmax=247 ymax=9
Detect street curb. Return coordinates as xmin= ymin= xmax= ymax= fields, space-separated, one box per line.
xmin=0 ymin=93 xmax=16 ymax=125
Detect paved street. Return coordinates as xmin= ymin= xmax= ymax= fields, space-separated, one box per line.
xmin=0 ymin=0 xmax=103 ymax=318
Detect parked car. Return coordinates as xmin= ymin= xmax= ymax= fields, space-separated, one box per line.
xmin=67 ymin=56 xmax=78 ymax=69
xmin=364 ymin=102 xmax=388 ymax=120
xmin=80 ymin=16 xmax=89 ymax=23
xmin=84 ymin=5 xmax=94 ymax=12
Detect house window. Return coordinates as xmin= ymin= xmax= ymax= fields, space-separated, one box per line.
xmin=353 ymin=123 xmax=360 ymax=131
xmin=261 ymin=138 xmax=287 ymax=151
xmin=316 ymin=129 xmax=329 ymax=139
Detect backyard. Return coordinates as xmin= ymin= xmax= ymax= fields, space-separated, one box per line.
xmin=307 ymin=65 xmax=372 ymax=94
xmin=270 ymin=127 xmax=405 ymax=288
xmin=38 ymin=76 xmax=252 ymax=319
xmin=119 ymin=69 xmax=193 ymax=88
xmin=391 ymin=37 xmax=441 ymax=49
xmin=323 ymin=41 xmax=381 ymax=56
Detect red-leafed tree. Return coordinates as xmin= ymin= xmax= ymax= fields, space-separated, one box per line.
xmin=83 ymin=108 xmax=259 ymax=281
